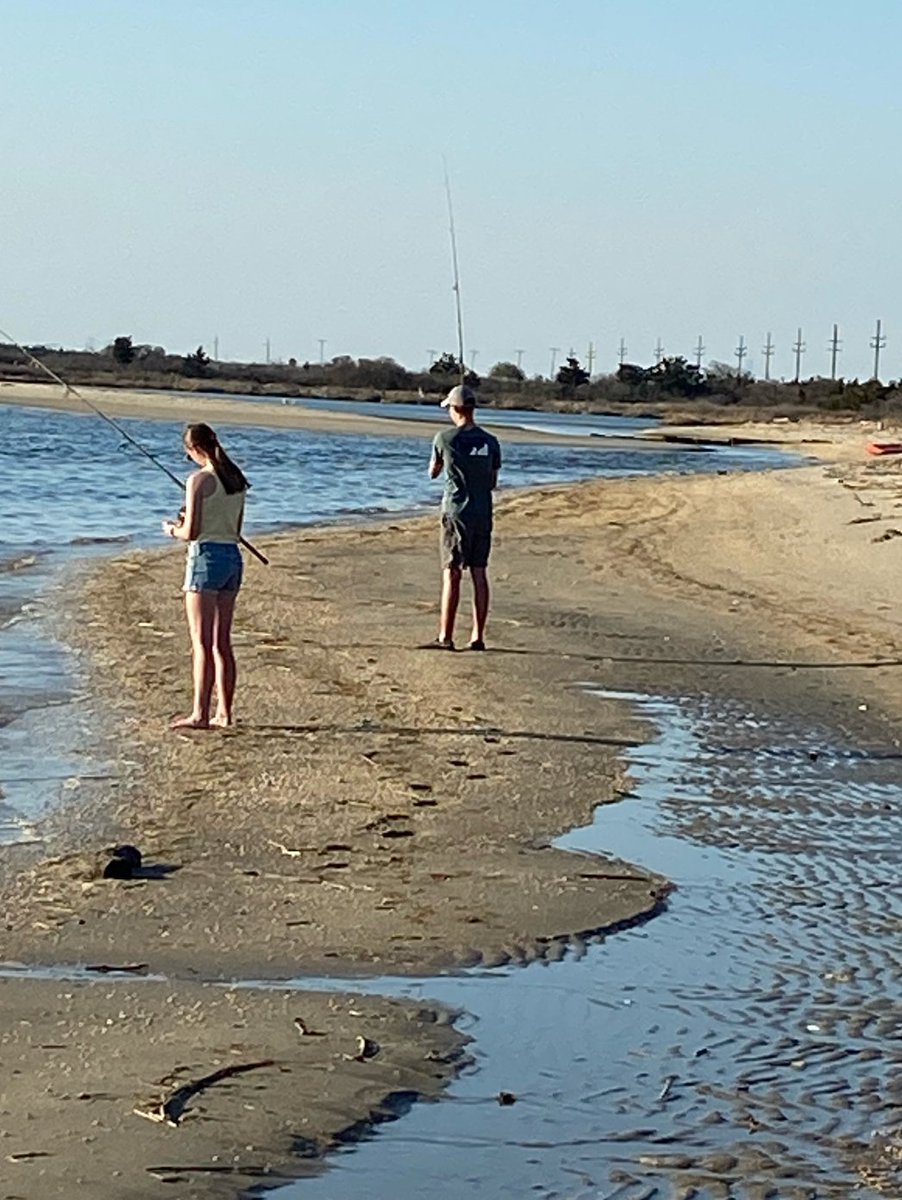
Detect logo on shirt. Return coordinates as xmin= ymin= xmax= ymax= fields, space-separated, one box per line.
xmin=469 ymin=445 xmax=490 ymax=456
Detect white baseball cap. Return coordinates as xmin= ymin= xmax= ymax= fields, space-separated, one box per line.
xmin=440 ymin=384 xmax=477 ymax=408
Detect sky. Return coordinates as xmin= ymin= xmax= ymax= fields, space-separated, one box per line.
xmin=2 ymin=0 xmax=901 ymax=381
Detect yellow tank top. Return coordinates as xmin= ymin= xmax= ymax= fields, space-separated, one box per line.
xmin=196 ymin=470 xmax=245 ymax=544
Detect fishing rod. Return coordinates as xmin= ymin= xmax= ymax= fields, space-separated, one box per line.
xmin=0 ymin=328 xmax=269 ymax=565
xmin=442 ymin=159 xmax=467 ymax=385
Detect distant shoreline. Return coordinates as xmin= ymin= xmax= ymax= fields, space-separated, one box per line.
xmin=0 ymin=380 xmax=678 ymax=451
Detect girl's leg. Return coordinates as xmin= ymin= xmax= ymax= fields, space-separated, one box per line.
xmin=171 ymin=591 xmax=217 ymax=729
xmin=211 ymin=589 xmax=238 ymax=726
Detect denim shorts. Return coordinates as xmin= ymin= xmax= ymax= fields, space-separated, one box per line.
xmin=183 ymin=542 xmax=243 ymax=593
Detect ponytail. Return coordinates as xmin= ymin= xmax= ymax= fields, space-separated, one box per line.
xmin=184 ymin=423 xmax=250 ymax=494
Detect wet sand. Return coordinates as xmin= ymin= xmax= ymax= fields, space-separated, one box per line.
xmin=0 ymin=975 xmax=465 ymax=1199
xmin=2 ymin=411 xmax=901 ymax=1194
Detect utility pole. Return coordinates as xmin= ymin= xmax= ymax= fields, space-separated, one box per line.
xmin=792 ymin=327 xmax=805 ymax=383
xmin=870 ymin=319 xmax=886 ymax=381
xmin=587 ymin=341 xmax=595 ymax=376
xmin=318 ymin=338 xmax=326 ymax=366
xmin=828 ymin=324 xmax=841 ymax=380
xmin=265 ymin=337 xmax=271 ymax=364
xmin=694 ymin=336 xmax=705 ymax=369
xmin=470 ymin=350 xmax=478 ymax=370
xmin=515 ymin=349 xmax=524 ymax=372
xmin=427 ymin=349 xmax=437 ymax=366
xmin=762 ymin=332 xmax=774 ymax=381
xmin=549 ymin=347 xmax=560 ymax=378
xmin=735 ymin=335 xmax=747 ymax=377
xmin=213 ymin=336 xmax=219 ymax=361
xmin=618 ymin=338 xmax=627 ymax=367
xmin=654 ymin=338 xmax=664 ymax=365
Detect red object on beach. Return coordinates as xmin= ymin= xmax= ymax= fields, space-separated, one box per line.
xmin=865 ymin=441 xmax=902 ymax=456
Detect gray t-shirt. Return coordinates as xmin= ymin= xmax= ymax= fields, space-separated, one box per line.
xmin=432 ymin=423 xmax=502 ymax=523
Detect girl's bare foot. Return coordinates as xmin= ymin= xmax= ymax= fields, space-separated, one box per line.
xmin=210 ymin=714 xmax=233 ymax=728
xmin=169 ymin=714 xmax=211 ymax=731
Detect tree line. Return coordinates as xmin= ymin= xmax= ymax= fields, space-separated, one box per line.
xmin=2 ymin=338 xmax=902 ymax=418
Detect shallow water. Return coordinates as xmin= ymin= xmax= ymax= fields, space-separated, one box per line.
xmin=292 ymin=396 xmax=659 ymax=439
xmin=0 ymin=691 xmax=896 ymax=1196
xmin=253 ymin=690 xmax=899 ymax=1200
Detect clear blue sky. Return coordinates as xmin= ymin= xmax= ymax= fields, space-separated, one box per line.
xmin=2 ymin=0 xmax=900 ymax=380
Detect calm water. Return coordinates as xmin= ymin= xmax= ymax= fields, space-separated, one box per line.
xmin=292 ymin=395 xmax=657 ymax=439
xmin=263 ymin=692 xmax=899 ymax=1200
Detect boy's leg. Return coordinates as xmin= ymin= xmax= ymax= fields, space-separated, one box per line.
xmin=439 ymin=566 xmax=462 ymax=643
xmin=470 ymin=566 xmax=490 ymax=645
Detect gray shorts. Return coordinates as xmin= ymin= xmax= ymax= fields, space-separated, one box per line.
xmin=441 ymin=514 xmax=492 ymax=570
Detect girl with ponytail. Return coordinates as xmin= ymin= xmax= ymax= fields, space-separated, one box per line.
xmin=162 ymin=423 xmax=250 ymax=729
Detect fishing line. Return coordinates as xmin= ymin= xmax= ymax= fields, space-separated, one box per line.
xmin=0 ymin=328 xmax=269 ymax=565
xmin=442 ymin=159 xmax=467 ymax=384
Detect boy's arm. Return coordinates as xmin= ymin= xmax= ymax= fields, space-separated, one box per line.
xmin=429 ymin=434 xmax=444 ymax=479
xmin=491 ymin=439 xmax=502 ymax=488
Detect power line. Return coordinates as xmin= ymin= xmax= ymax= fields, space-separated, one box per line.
xmin=735 ymin=335 xmax=747 ymax=376
xmin=618 ymin=338 xmax=627 ymax=367
xmin=654 ymin=338 xmax=664 ymax=365
xmin=549 ymin=347 xmax=560 ymax=378
xmin=694 ymin=336 xmax=705 ymax=369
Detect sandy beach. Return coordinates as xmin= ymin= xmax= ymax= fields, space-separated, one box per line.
xmin=2 ymin=395 xmax=901 ymax=1195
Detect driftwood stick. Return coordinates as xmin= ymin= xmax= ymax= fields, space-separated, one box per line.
xmin=135 ymin=1058 xmax=275 ymax=1127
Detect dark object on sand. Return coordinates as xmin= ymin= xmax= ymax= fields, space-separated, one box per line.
xmin=111 ymin=844 xmax=143 ymax=870
xmin=134 ymin=1059 xmax=275 ymax=1127
xmin=347 ymin=1035 xmax=380 ymax=1062
xmin=497 ymin=1091 xmax=517 ymax=1106
xmin=102 ymin=843 xmax=143 ymax=879
xmin=86 ymin=962 xmax=149 ymax=975
xmin=102 ymin=857 xmax=134 ymax=880
xmin=293 ymin=1016 xmax=327 ymax=1038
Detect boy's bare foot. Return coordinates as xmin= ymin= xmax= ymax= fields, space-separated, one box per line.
xmin=210 ymin=714 xmax=233 ymax=728
xmin=169 ymin=715 xmax=211 ymax=731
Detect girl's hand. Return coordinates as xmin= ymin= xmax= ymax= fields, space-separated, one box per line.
xmin=162 ymin=519 xmax=176 ymax=538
